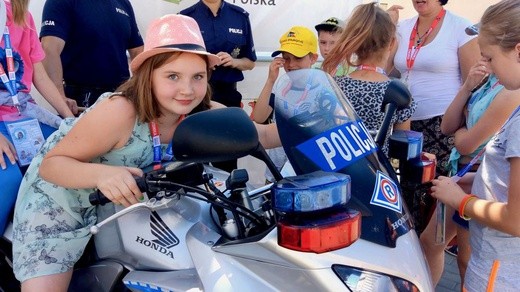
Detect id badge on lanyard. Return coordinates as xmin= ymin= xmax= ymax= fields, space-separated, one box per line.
xmin=2 ymin=113 xmax=44 ymax=166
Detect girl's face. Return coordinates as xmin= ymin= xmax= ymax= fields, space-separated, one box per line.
xmin=281 ymin=52 xmax=317 ymax=72
xmin=152 ymin=53 xmax=208 ymax=117
xmin=479 ymin=38 xmax=520 ymax=90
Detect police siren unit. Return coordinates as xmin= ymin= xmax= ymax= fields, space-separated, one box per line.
xmin=273 ymin=68 xmax=413 ymax=247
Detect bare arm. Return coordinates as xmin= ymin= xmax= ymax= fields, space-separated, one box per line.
xmin=386 ymin=5 xmax=403 ymax=25
xmin=253 ymin=79 xmax=275 ymax=123
xmin=386 ymin=38 xmax=399 ymax=77
xmin=39 ymin=97 xmax=143 ymax=206
xmin=233 ymin=57 xmax=255 ymax=71
xmin=0 ymin=133 xmax=16 ymax=169
xmin=431 ymin=158 xmax=520 ymax=237
xmin=442 ymin=60 xmax=489 ymax=135
xmin=40 ymin=36 xmax=79 ymax=115
xmin=41 ymin=36 xmax=66 ymax=96
xmin=256 ymin=123 xmax=281 ymax=149
xmin=252 ymin=58 xmax=284 ymax=123
xmin=216 ymin=51 xmax=255 ymax=71
xmin=32 ymin=62 xmax=74 ymax=118
xmin=453 ymin=88 xmax=520 ymax=155
xmin=393 ymin=119 xmax=410 ymax=131
xmin=458 ymin=38 xmax=480 ymax=82
xmin=128 ymin=46 xmax=144 ymax=61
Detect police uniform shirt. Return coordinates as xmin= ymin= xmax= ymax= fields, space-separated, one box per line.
xmin=40 ymin=0 xmax=144 ymax=89
xmin=180 ymin=1 xmax=257 ymax=84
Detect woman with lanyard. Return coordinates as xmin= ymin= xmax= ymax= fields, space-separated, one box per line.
xmin=322 ymin=3 xmax=416 ymax=155
xmin=387 ymin=0 xmax=480 ymax=234
xmin=0 ymin=0 xmax=75 ymax=236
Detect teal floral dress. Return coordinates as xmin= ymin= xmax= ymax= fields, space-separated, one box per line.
xmin=12 ymin=94 xmax=160 ymax=282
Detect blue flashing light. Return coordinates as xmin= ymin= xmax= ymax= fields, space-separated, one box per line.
xmin=388 ymin=130 xmax=423 ymax=160
xmin=272 ymin=171 xmax=351 ymax=213
xmin=124 ymin=281 xmax=165 ymax=291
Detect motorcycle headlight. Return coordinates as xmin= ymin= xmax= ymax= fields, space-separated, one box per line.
xmin=332 ymin=265 xmax=419 ymax=292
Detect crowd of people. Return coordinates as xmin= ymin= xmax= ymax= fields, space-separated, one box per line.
xmin=1 ymin=0 xmax=520 ymax=291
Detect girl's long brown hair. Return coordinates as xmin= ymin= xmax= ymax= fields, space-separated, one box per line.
xmin=322 ymin=3 xmax=395 ymax=75
xmin=480 ymin=0 xmax=520 ymax=51
xmin=116 ymin=52 xmax=212 ymax=123
xmin=11 ymin=0 xmax=29 ymax=27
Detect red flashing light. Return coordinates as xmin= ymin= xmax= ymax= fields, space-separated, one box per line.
xmin=420 ymin=152 xmax=436 ymax=183
xmin=277 ymin=210 xmax=361 ymax=253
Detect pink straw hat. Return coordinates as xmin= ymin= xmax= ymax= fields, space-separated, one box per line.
xmin=130 ymin=14 xmax=220 ymax=73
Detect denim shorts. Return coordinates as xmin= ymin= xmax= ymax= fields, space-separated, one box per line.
xmin=452 ymin=210 xmax=470 ymax=229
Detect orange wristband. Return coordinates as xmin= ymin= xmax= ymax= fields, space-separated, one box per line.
xmin=459 ymin=194 xmax=477 ymax=220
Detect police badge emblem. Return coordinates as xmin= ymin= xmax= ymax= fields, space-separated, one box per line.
xmin=231 ymin=47 xmax=240 ymax=58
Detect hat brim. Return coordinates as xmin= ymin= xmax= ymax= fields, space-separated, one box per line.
xmin=465 ymin=23 xmax=480 ymax=36
xmin=271 ymin=48 xmax=313 ymax=58
xmin=315 ymin=23 xmax=340 ymax=32
xmin=130 ymin=47 xmax=220 ymax=73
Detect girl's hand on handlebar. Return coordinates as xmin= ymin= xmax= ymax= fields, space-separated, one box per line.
xmin=0 ymin=133 xmax=17 ymax=170
xmin=96 ymin=166 xmax=144 ymax=207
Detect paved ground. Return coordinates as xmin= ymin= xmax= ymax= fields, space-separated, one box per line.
xmin=437 ymin=252 xmax=462 ymax=292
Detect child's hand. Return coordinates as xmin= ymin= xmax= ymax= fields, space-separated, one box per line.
xmin=268 ymin=57 xmax=285 ymax=81
xmin=216 ymin=52 xmax=234 ymax=67
xmin=430 ymin=176 xmax=467 ymax=209
xmin=462 ymin=60 xmax=490 ymax=93
xmin=386 ymin=5 xmax=403 ymax=24
xmin=0 ymin=133 xmax=16 ymax=170
xmin=96 ymin=166 xmax=144 ymax=207
xmin=65 ymin=98 xmax=79 ymax=116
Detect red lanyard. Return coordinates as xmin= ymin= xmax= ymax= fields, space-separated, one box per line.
xmin=406 ymin=9 xmax=446 ymax=70
xmin=355 ymin=65 xmax=387 ymax=75
xmin=149 ymin=115 xmax=185 ymax=164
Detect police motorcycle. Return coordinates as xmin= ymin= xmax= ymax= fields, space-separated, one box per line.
xmin=0 ymin=69 xmax=434 ymax=291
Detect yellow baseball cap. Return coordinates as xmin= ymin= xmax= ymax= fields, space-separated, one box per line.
xmin=271 ymin=26 xmax=318 ymax=58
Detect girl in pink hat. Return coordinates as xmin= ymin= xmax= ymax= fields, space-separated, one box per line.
xmin=11 ymin=14 xmax=279 ymax=291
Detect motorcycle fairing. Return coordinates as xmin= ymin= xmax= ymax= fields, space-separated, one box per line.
xmin=273 ymin=69 xmax=412 ymax=247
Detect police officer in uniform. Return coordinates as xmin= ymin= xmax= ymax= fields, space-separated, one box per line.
xmin=181 ymin=0 xmax=257 ymax=172
xmin=40 ymin=0 xmax=144 ymax=108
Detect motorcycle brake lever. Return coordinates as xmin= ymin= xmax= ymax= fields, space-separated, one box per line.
xmin=90 ymin=196 xmax=178 ymax=235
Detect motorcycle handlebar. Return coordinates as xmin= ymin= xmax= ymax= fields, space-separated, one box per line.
xmin=89 ymin=176 xmax=148 ymax=206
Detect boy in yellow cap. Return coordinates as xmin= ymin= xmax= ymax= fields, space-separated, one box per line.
xmin=251 ymin=26 xmax=318 ymax=182
xmin=252 ymin=26 xmax=318 ymax=124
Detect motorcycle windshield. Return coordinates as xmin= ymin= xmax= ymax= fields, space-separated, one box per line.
xmin=273 ymin=69 xmax=412 ymax=247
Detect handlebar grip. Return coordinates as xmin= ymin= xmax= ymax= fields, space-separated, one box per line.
xmin=89 ymin=176 xmax=147 ymax=206
xmin=89 ymin=190 xmax=112 ymax=206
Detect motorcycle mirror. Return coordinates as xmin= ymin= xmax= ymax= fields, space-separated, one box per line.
xmin=381 ymin=79 xmax=412 ymax=111
xmin=374 ymin=79 xmax=412 ymax=148
xmin=172 ymin=107 xmax=261 ymax=163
